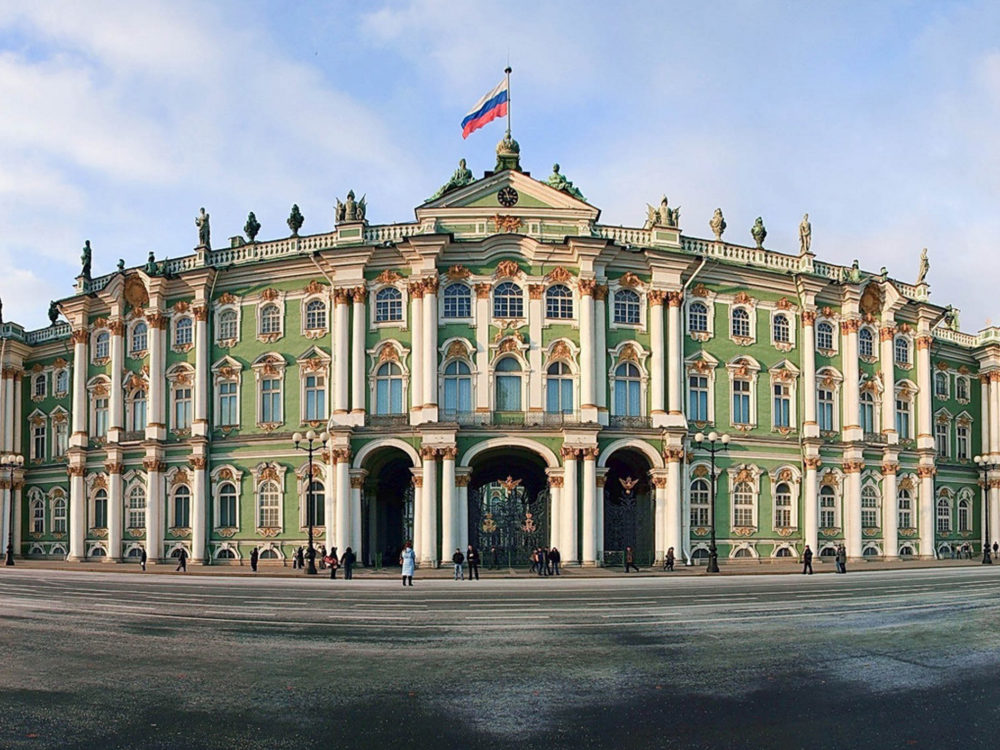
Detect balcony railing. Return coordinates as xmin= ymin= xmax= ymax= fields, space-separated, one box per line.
xmin=365 ymin=414 xmax=408 ymax=427
xmin=608 ymin=415 xmax=653 ymax=429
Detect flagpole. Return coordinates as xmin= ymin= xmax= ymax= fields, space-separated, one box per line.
xmin=505 ymin=65 xmax=512 ymax=136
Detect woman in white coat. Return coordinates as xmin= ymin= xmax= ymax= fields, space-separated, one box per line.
xmin=400 ymin=540 xmax=416 ymax=587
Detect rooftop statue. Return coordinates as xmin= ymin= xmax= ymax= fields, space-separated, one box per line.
xmin=428 ymin=159 xmax=475 ymax=201
xmin=244 ymin=211 xmax=261 ymax=243
xmin=336 ymin=190 xmax=366 ymax=224
xmin=799 ymin=213 xmax=812 ymax=254
xmin=545 ymin=163 xmax=586 ymax=201
xmin=196 ymin=207 xmax=211 ymax=249
xmin=917 ymin=248 xmax=929 ymax=284
xmin=117 ymin=258 xmax=125 ymax=272
xmin=80 ymin=240 xmax=92 ymax=280
xmin=848 ymin=259 xmax=862 ymax=284
xmin=287 ymin=204 xmax=304 ymax=236
xmin=943 ymin=305 xmax=960 ymax=332
xmin=645 ymin=196 xmax=679 ymax=229
xmin=48 ymin=301 xmax=59 ymax=326
xmin=145 ymin=251 xmax=158 ymax=275
xmin=750 ymin=217 xmax=767 ymax=249
xmin=709 ymin=208 xmax=726 ymax=240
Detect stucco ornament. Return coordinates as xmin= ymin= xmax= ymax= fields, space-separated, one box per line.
xmin=428 ymin=159 xmax=475 ymax=201
xmin=750 ymin=217 xmax=767 ymax=249
xmin=545 ymin=163 xmax=586 ymax=201
xmin=709 ymin=208 xmax=726 ymax=240
xmin=645 ymin=196 xmax=679 ymax=229
xmin=916 ymin=248 xmax=929 ymax=285
xmin=798 ymin=213 xmax=811 ymax=254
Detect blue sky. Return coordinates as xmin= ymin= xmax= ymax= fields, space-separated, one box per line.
xmin=1 ymin=1 xmax=999 ymax=331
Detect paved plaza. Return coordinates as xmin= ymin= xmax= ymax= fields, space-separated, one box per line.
xmin=1 ymin=566 xmax=998 ymax=748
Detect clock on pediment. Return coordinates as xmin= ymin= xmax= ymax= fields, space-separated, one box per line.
xmin=497 ymin=186 xmax=519 ymax=208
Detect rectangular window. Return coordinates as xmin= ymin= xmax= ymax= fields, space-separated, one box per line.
xmin=95 ymin=398 xmax=109 ymax=437
xmin=54 ymin=421 xmax=68 ymax=458
xmin=773 ymin=383 xmax=790 ymax=428
xmin=32 ymin=423 xmax=46 ymax=461
xmin=896 ymin=400 xmax=911 ymax=439
xmin=732 ymin=380 xmax=750 ymax=425
xmin=94 ymin=496 xmax=108 ymax=528
xmin=219 ymin=382 xmax=238 ymax=426
xmin=443 ymin=377 xmax=472 ymax=414
xmin=860 ymin=398 xmax=875 ymax=434
xmin=935 ymin=422 xmax=949 ymax=458
xmin=957 ymin=426 xmax=970 ymax=460
xmin=304 ymin=374 xmax=326 ymax=421
xmin=817 ymin=389 xmax=834 ymax=431
xmin=173 ymin=387 xmax=192 ymax=430
xmin=688 ymin=375 xmax=709 ymax=422
xmin=261 ymin=378 xmax=282 ymax=423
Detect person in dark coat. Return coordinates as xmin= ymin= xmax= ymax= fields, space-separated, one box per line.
xmin=296 ymin=547 xmax=305 ymax=571
xmin=537 ymin=548 xmax=547 ymax=576
xmin=341 ymin=547 xmax=355 ymax=580
xmin=467 ymin=544 xmax=480 ymax=580
xmin=452 ymin=548 xmax=465 ymax=580
xmin=491 ymin=546 xmax=499 ymax=569
xmin=802 ymin=545 xmax=813 ymax=574
xmin=549 ymin=546 xmax=561 ymax=576
xmin=250 ymin=547 xmax=259 ymax=572
xmin=175 ymin=547 xmax=187 ymax=572
xmin=327 ymin=547 xmax=339 ymax=579
xmin=140 ymin=547 xmax=147 ymax=572
xmin=624 ymin=546 xmax=639 ymax=573
xmin=664 ymin=547 xmax=675 ymax=572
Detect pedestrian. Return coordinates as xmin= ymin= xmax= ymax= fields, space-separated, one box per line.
xmin=624 ymin=546 xmax=639 ymax=573
xmin=296 ymin=546 xmax=306 ymax=571
xmin=538 ymin=548 xmax=547 ymax=576
xmin=665 ymin=547 xmax=675 ymax=572
xmin=544 ymin=547 xmax=553 ymax=576
xmin=549 ymin=546 xmax=561 ymax=576
xmin=292 ymin=546 xmax=300 ymax=570
xmin=325 ymin=548 xmax=339 ymax=579
xmin=175 ymin=547 xmax=187 ymax=572
xmin=467 ymin=544 xmax=480 ymax=580
xmin=342 ymin=547 xmax=355 ymax=580
xmin=835 ymin=544 xmax=845 ymax=574
xmin=530 ymin=548 xmax=538 ymax=575
xmin=993 ymin=541 xmax=998 ymax=560
xmin=452 ymin=548 xmax=465 ymax=580
xmin=319 ymin=544 xmax=327 ymax=570
xmin=140 ymin=546 xmax=147 ymax=572
xmin=491 ymin=545 xmax=499 ymax=570
xmin=400 ymin=540 xmax=415 ymax=587
xmin=250 ymin=547 xmax=259 ymax=572
xmin=802 ymin=544 xmax=813 ymax=575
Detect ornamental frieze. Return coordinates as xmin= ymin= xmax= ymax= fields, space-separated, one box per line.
xmin=731 ymin=527 xmax=756 ymax=537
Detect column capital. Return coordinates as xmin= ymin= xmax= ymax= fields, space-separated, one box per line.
xmin=422 ymin=277 xmax=439 ymax=295
xmin=843 ymin=460 xmax=865 ymax=473
xmin=188 ymin=456 xmax=207 ymax=470
xmin=801 ymin=310 xmax=817 ymax=325
xmin=578 ymin=278 xmax=597 ymax=296
xmin=916 ymin=465 xmax=937 ymax=479
xmin=420 ymin=445 xmax=438 ymax=459
xmin=104 ymin=461 xmax=124 ymax=475
xmin=840 ymin=318 xmax=861 ymax=334
xmin=528 ymin=284 xmax=545 ymax=300
xmin=803 ymin=457 xmax=823 ymax=470
xmin=351 ymin=286 xmax=368 ymax=303
xmin=593 ymin=284 xmax=608 ymax=301
xmin=560 ymin=445 xmax=580 ymax=460
xmin=648 ymin=290 xmax=667 ymax=306
xmin=581 ymin=446 xmax=599 ymax=461
xmin=663 ymin=448 xmax=685 ymax=463
xmin=474 ymin=283 xmax=491 ymax=299
xmin=666 ymin=291 xmax=684 ymax=308
xmin=408 ymin=281 xmax=425 ymax=299
xmin=881 ymin=462 xmax=898 ymax=475
xmin=142 ymin=457 xmax=166 ymax=473
xmin=879 ymin=325 xmax=896 ymax=341
xmin=70 ymin=328 xmax=89 ymax=344
xmin=349 ymin=475 xmax=365 ymax=489
xmin=455 ymin=474 xmax=471 ymax=487
xmin=67 ymin=465 xmax=87 ymax=477
xmin=548 ymin=475 xmax=564 ymax=488
xmin=440 ymin=446 xmax=458 ymax=459
xmin=332 ymin=448 xmax=352 ymax=463
xmin=334 ymin=288 xmax=352 ymax=305
xmin=411 ymin=475 xmax=423 ymax=488
xmin=916 ymin=335 xmax=934 ymax=350
xmin=192 ymin=305 xmax=209 ymax=322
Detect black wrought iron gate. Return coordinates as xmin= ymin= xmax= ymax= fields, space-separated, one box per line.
xmin=468 ymin=481 xmax=549 ymax=567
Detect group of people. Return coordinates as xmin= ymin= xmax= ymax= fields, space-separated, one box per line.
xmin=450 ymin=545 xmax=482 ymax=580
xmin=529 ymin=547 xmax=562 ymax=576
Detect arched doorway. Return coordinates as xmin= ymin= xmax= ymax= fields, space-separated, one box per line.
xmin=467 ymin=446 xmax=550 ymax=568
xmin=360 ymin=447 xmax=415 ymax=567
xmin=602 ymin=448 xmax=655 ymax=567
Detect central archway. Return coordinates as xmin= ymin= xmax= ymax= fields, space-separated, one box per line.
xmin=359 ymin=444 xmax=416 ymax=567
xmin=602 ymin=447 xmax=655 ymax=567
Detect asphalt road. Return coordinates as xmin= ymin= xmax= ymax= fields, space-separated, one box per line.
xmin=1 ymin=567 xmax=999 ymax=749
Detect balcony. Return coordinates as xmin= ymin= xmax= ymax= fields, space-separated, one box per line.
xmin=365 ymin=414 xmax=408 ymax=427
xmin=608 ymin=415 xmax=653 ymax=429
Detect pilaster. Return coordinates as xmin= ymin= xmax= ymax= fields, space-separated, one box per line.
xmin=881 ymin=456 xmax=898 ymax=559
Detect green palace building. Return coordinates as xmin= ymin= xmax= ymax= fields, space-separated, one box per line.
xmin=0 ymin=137 xmax=995 ymax=567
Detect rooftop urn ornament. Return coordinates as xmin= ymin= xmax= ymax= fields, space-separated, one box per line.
xmin=244 ymin=211 xmax=261 ymax=243
xmin=545 ymin=163 xmax=586 ymax=201
xmin=495 ymin=132 xmax=521 ymax=172
xmin=195 ymin=207 xmax=211 ymax=249
xmin=47 ymin=301 xmax=59 ymax=326
xmin=751 ymin=217 xmax=767 ymax=249
xmin=287 ymin=204 xmax=304 ymax=236
xmin=709 ymin=208 xmax=726 ymax=240
xmin=335 ymin=190 xmax=366 ymax=224
xmin=799 ymin=213 xmax=812 ymax=254
xmin=80 ymin=240 xmax=93 ymax=280
xmin=428 ymin=158 xmax=475 ymax=201
xmin=917 ymin=248 xmax=929 ymax=285
xmin=645 ymin=196 xmax=679 ymax=229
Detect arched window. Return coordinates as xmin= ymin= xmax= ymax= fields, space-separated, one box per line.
xmin=443 ymin=360 xmax=472 ymax=415
xmin=93 ymin=488 xmax=108 ymax=529
xmin=773 ymin=482 xmax=792 ymax=528
xmin=443 ymin=284 xmax=471 ymax=319
xmin=52 ymin=497 xmax=67 ymax=533
xmin=545 ymin=285 xmax=573 ymax=319
xmin=218 ymin=309 xmax=238 ymax=340
xmin=688 ymin=302 xmax=709 ymax=333
xmin=958 ymin=498 xmax=971 ymax=532
xmin=131 ymin=322 xmax=148 ymax=354
xmin=934 ymin=372 xmax=948 ymax=398
xmin=307 ymin=480 xmax=324 ymax=527
xmin=861 ymin=485 xmax=879 ymax=529
xmin=127 ymin=486 xmax=146 ymax=529
xmin=33 ymin=374 xmax=46 ymax=398
xmin=860 ymin=391 xmax=876 ymax=434
xmin=260 ymin=304 xmax=282 ymax=334
xmin=613 ymin=362 xmax=642 ymax=417
xmin=820 ymin=486 xmax=836 ymax=528
xmin=859 ymin=327 xmax=874 ymax=357
xmin=816 ymin=321 xmax=834 ymax=350
xmin=305 ymin=299 xmax=327 ymax=330
xmin=936 ymin=497 xmax=951 ymax=533
xmin=55 ymin=369 xmax=69 ymax=394
xmin=375 ymin=288 xmax=403 ymax=322
xmin=731 ymin=308 xmax=750 ymax=338
xmin=174 ymin=317 xmax=193 ymax=346
xmin=129 ymin=389 xmax=147 ymax=433
xmin=897 ymin=489 xmax=913 ymax=528
xmin=95 ymin=331 xmax=110 ymax=359
xmin=494 ymin=357 xmax=522 ymax=412
xmin=173 ymin=486 xmax=191 ymax=528
xmin=217 ymin=548 xmax=236 ymax=559
xmin=31 ymin=499 xmax=44 ymax=533
xmin=773 ymin=313 xmax=789 ymax=344
xmin=375 ymin=362 xmax=404 ymax=414
xmin=690 ymin=479 xmax=710 ymax=526
xmin=545 ymin=361 xmax=574 ymax=414
xmin=733 ymin=482 xmax=755 ymax=527
xmin=776 ymin=547 xmax=793 ymax=557
xmin=956 ymin=377 xmax=969 ymax=401
xmin=257 ymin=481 xmax=281 ymax=528
xmin=895 ymin=337 xmax=910 ymax=365
xmin=613 ymin=289 xmax=640 ymax=325
xmin=493 ymin=282 xmax=523 ymax=319
xmin=218 ymin=482 xmax=238 ymax=527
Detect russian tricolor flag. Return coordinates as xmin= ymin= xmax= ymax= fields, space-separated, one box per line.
xmin=461 ymin=78 xmax=509 ymax=139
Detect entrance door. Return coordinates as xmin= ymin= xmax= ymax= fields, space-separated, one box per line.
xmin=603 ymin=480 xmax=654 ymax=566
xmin=469 ymin=481 xmax=549 ymax=567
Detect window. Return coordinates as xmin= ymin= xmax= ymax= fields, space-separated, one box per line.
xmin=95 ymin=396 xmax=109 ymax=438
xmin=545 ymin=285 xmax=573 ymax=319
xmin=443 ymin=360 xmax=472 ymax=415
xmin=307 ymin=481 xmax=325 ymax=527
xmin=546 ymin=361 xmax=574 ymax=414
xmin=956 ymin=377 xmax=969 ymax=401
xmin=173 ymin=386 xmax=193 ymax=431
xmin=129 ymin=389 xmax=147 ymax=433
xmin=33 ymin=375 xmax=46 ymax=398
xmin=54 ymin=420 xmax=68 ymax=457
xmin=495 ymin=357 xmax=523 ymax=412
xmin=131 ymin=322 xmax=148 ymax=354
xmin=689 ymin=302 xmax=709 ymax=333
xmin=896 ymin=396 xmax=911 ymax=439
xmin=773 ymin=314 xmax=789 ymax=344
xmin=895 ymin=337 xmax=910 ymax=365
xmin=493 ymin=282 xmax=523 ymax=319
xmin=55 ymin=370 xmax=68 ymax=395
xmin=174 ymin=317 xmax=193 ymax=346
xmin=862 ymin=486 xmax=879 ymax=529
xmin=957 ymin=424 xmax=970 ymax=460
xmin=859 ymin=327 xmax=874 ymax=357
xmin=733 ymin=482 xmax=755 ymax=527
xmin=936 ymin=498 xmax=951 ymax=533
xmin=218 ymin=309 xmax=238 ymax=341
xmin=897 ymin=489 xmax=912 ymax=528
xmin=958 ymin=498 xmax=971 ymax=532
xmin=935 ymin=421 xmax=949 ymax=458
xmin=95 ymin=332 xmax=110 ymax=359
xmin=258 ymin=481 xmax=281 ymax=528
xmin=52 ymin=497 xmax=67 ymax=533
xmin=173 ymin=486 xmax=191 ymax=528
xmin=860 ymin=391 xmax=876 ymax=434
xmin=374 ymin=362 xmax=404 ymax=414
xmin=375 ymin=288 xmax=403 ymax=323
xmin=443 ymin=284 xmax=472 ymax=319
xmin=260 ymin=304 xmax=282 ymax=334
xmin=691 ymin=478 xmax=710 ymax=526
xmin=731 ymin=308 xmax=750 ymax=338
xmin=31 ymin=499 xmax=44 ymax=533
xmin=773 ymin=383 xmax=791 ymax=428
xmin=218 ymin=482 xmax=238 ymax=527
xmin=935 ymin=372 xmax=949 ymax=398
xmin=261 ymin=378 xmax=282 ymax=423
xmin=303 ymin=374 xmax=326 ymax=421
xmin=613 ymin=289 xmax=640 ymax=325
xmin=774 ymin=482 xmax=792 ymax=528
xmin=732 ymin=379 xmax=751 ymax=425
xmin=127 ymin=486 xmax=146 ymax=529
xmin=31 ymin=422 xmax=45 ymax=461
xmin=816 ymin=322 xmax=834 ymax=351
xmin=304 ymin=299 xmax=327 ymax=330
xmin=820 ymin=486 xmax=836 ymax=528
xmin=688 ymin=375 xmax=709 ymax=422
xmin=93 ymin=488 xmax=108 ymax=528
xmin=613 ymin=362 xmax=642 ymax=417
xmin=219 ymin=381 xmax=238 ymax=427
xmin=818 ymin=388 xmax=835 ymax=431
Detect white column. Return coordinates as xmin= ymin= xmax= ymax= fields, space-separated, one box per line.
xmin=667 ymin=292 xmax=684 ymax=420
xmin=12 ymin=485 xmax=21 ymax=560
xmin=918 ymin=466 xmax=935 ymax=558
xmin=350 ymin=474 xmax=362 ymax=555
xmin=109 ymin=320 xmax=124 ymax=442
xmin=803 ymin=458 xmax=819 ymax=554
xmin=456 ymin=473 xmax=470 ymax=554
xmin=649 ymin=292 xmax=665 ymax=422
xmin=351 ymin=289 xmax=366 ymax=419
xmin=880 ymin=324 xmax=897 ymax=444
xmin=596 ymin=470 xmax=606 ymax=560
xmin=981 ymin=376 xmax=991 ymax=455
xmin=423 ymin=279 xmax=438 ymax=421
xmin=410 ymin=286 xmax=424 ymax=423
xmin=440 ymin=447 xmax=456 ymax=561
xmin=562 ymin=448 xmax=578 ymax=563
xmin=665 ymin=451 xmax=683 ymax=562
xmin=992 ymin=375 xmax=1000 ymax=457
xmin=325 ymin=460 xmax=336 ymax=551
xmin=0 ymin=370 xmax=7 ymax=453
xmin=191 ymin=458 xmax=207 ymax=563
xmin=421 ymin=447 xmax=437 ymax=565
xmin=802 ymin=312 xmax=818 ymax=438
xmin=916 ymin=334 xmax=933 ymax=450
xmin=528 ymin=286 xmax=544 ymax=415
xmin=989 ymin=481 xmax=1000 ymax=553
xmin=652 ymin=473 xmax=667 ymax=562
xmin=108 ymin=466 xmax=123 ymax=560
xmin=146 ymin=314 xmax=166 ymax=441
xmin=882 ymin=462 xmax=898 ymax=558
xmin=842 ymin=319 xmax=861 ymax=441
xmin=335 ymin=452 xmax=350 ymax=553
xmin=69 ymin=468 xmax=86 ymax=560
xmin=581 ymin=448 xmax=597 ymax=564
xmin=71 ymin=330 xmax=88 ymax=447
xmin=579 ymin=282 xmax=596 ymax=421
xmin=595 ymin=287 xmax=608 ymax=423
xmin=411 ymin=474 xmax=423 ymax=555
xmin=334 ymin=291 xmax=350 ymax=417
xmin=547 ymin=472 xmax=563 ymax=550
xmin=474 ymin=284 xmax=490 ymax=414
xmin=193 ymin=307 xmax=209 ymax=438
xmin=844 ymin=461 xmax=862 ymax=559
xmin=144 ymin=456 xmax=163 ymax=561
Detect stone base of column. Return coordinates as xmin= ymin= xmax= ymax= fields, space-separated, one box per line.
xmin=579 ymin=560 xmax=599 ymax=567
xmin=652 ymin=413 xmax=669 ymax=428
xmin=67 ymin=555 xmax=85 ymax=562
xmin=580 ymin=406 xmax=599 ymax=423
xmin=418 ymin=560 xmax=438 ymax=568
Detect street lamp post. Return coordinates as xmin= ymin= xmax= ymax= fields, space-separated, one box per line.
xmin=974 ymin=455 xmax=993 ymax=565
xmin=293 ymin=430 xmax=329 ymax=575
xmin=2 ymin=454 xmax=24 ymax=567
xmin=693 ymin=431 xmax=730 ymax=574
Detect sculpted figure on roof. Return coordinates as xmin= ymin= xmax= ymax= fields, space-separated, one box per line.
xmin=645 ymin=196 xmax=679 ymax=229
xmin=195 ymin=207 xmax=210 ymax=249
xmin=545 ymin=163 xmax=586 ymax=201
xmin=336 ymin=190 xmax=366 ymax=224
xmin=80 ymin=240 xmax=92 ymax=280
xmin=751 ymin=217 xmax=767 ymax=249
xmin=709 ymin=208 xmax=726 ymax=240
xmin=917 ymin=248 xmax=929 ymax=285
xmin=428 ymin=159 xmax=475 ymax=201
xmin=799 ymin=213 xmax=812 ymax=254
